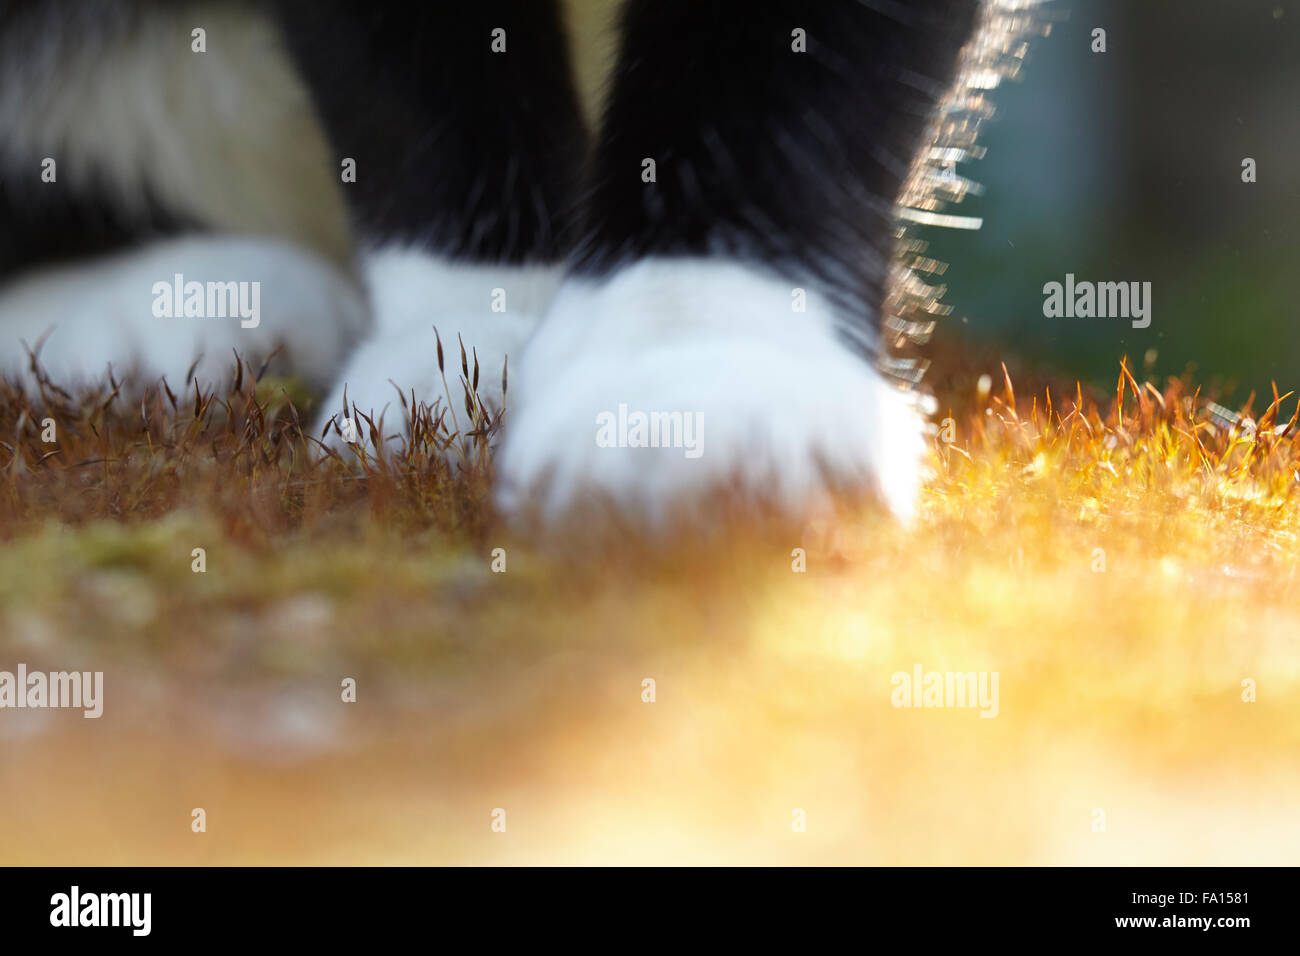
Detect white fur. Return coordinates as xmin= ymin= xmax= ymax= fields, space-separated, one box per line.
xmin=0 ymin=236 xmax=366 ymax=390
xmin=317 ymin=246 xmax=561 ymax=449
xmin=497 ymin=258 xmax=926 ymax=521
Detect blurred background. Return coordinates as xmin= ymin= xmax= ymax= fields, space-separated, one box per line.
xmin=564 ymin=0 xmax=1300 ymax=395
xmin=927 ymin=0 xmax=1299 ymax=396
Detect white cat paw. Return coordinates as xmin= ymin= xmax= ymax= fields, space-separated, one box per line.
xmin=316 ymin=246 xmax=560 ymax=455
xmin=496 ymin=258 xmax=926 ymax=523
xmin=0 ymin=235 xmax=366 ymax=393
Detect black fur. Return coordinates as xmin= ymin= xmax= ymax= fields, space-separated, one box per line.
xmin=572 ymin=0 xmax=980 ymax=342
xmin=0 ymin=0 xmax=588 ymax=287
xmin=273 ymin=0 xmax=588 ymax=263
xmin=1 ymin=0 xmax=977 ymax=315
xmin=0 ymin=174 xmax=190 ymax=279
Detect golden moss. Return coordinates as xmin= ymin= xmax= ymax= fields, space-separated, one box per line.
xmin=1 ymin=356 xmax=1297 ymax=864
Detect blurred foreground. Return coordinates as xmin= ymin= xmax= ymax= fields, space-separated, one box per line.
xmin=1 ymin=361 xmax=1298 ymax=864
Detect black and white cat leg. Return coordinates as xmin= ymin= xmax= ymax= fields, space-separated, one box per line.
xmin=495 ymin=0 xmax=980 ymax=521
xmin=0 ymin=235 xmax=366 ymax=394
xmin=318 ymin=249 xmax=562 ymax=454
xmin=496 ymin=258 xmax=927 ymax=522
xmin=284 ymin=0 xmax=588 ymax=455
